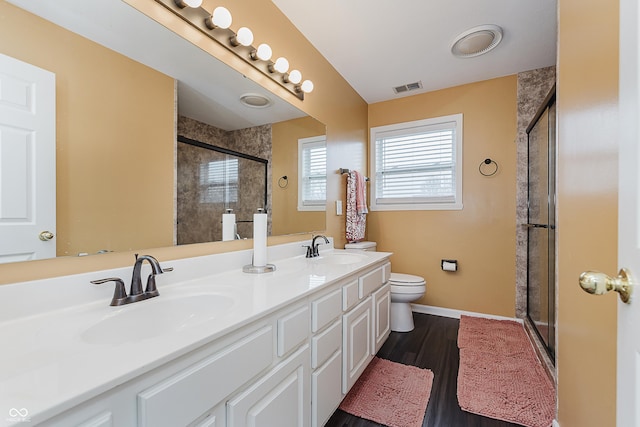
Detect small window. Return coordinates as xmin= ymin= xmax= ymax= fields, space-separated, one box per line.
xmin=199 ymin=158 xmax=238 ymax=204
xmin=298 ymin=135 xmax=327 ymax=211
xmin=370 ymin=114 xmax=463 ymax=211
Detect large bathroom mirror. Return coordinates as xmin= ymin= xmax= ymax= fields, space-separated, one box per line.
xmin=0 ymin=0 xmax=326 ymax=262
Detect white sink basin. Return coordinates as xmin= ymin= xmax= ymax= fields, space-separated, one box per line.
xmin=312 ymin=252 xmax=368 ymax=265
xmin=80 ymin=293 xmax=235 ymax=345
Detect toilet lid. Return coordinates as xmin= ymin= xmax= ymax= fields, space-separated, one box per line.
xmin=389 ymin=273 xmax=425 ymax=285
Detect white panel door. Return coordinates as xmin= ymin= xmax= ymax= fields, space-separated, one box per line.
xmin=0 ymin=53 xmax=56 ymax=263
xmin=617 ymin=0 xmax=640 ymax=424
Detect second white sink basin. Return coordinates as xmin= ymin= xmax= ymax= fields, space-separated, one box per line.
xmin=312 ymin=252 xmax=368 ymax=265
xmin=80 ymin=293 xmax=235 ymax=345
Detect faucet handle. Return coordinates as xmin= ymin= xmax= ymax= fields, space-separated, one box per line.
xmin=145 ymin=266 xmax=173 ymax=296
xmin=302 ymin=245 xmax=313 ymax=258
xmin=90 ymin=277 xmax=127 ymax=306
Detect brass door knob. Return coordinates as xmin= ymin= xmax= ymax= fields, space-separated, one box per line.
xmin=39 ymin=231 xmax=55 ymax=241
xmin=579 ymin=268 xmax=633 ymax=303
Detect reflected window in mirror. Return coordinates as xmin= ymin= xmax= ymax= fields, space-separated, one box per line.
xmin=298 ymin=136 xmax=327 ymax=211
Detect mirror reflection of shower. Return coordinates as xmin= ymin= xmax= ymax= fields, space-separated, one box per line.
xmin=177 ymin=135 xmax=267 ymax=245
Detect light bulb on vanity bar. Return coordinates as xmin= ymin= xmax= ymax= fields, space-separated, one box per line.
xmin=205 ymin=6 xmax=232 ymax=29
xmin=300 ymin=80 xmax=314 ymax=94
xmin=231 ymin=27 xmax=254 ymax=47
xmin=251 ymin=44 xmax=272 ymax=61
xmin=286 ymin=69 xmax=302 ymax=84
xmin=271 ymin=57 xmax=289 ymax=73
xmin=174 ymin=0 xmax=202 ymax=8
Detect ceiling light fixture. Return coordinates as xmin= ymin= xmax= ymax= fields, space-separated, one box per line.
xmin=451 ymin=24 xmax=503 ymax=58
xmin=240 ymin=93 xmax=272 ymax=108
xmin=159 ymin=0 xmax=312 ymax=100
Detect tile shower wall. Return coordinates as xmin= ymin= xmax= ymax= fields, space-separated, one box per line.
xmin=177 ymin=116 xmax=272 ymax=244
xmin=516 ymin=67 xmax=556 ymax=317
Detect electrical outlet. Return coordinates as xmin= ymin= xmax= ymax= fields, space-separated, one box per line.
xmin=336 ymin=200 xmax=343 ymax=215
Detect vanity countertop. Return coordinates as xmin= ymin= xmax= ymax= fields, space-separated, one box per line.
xmin=0 ymin=241 xmax=391 ymax=425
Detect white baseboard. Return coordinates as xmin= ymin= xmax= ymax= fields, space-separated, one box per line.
xmin=411 ymin=303 xmax=523 ymax=324
xmin=552 ymin=420 xmax=560 ymax=427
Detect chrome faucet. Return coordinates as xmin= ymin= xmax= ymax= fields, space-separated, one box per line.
xmin=305 ymin=235 xmax=329 ymax=258
xmin=91 ymin=254 xmax=173 ymax=306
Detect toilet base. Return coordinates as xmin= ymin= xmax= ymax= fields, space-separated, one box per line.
xmin=390 ymin=301 xmax=415 ymax=332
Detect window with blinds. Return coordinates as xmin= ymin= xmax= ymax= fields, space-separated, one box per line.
xmin=298 ymin=135 xmax=327 ymax=211
xmin=370 ymin=114 xmax=463 ymax=211
xmin=199 ymin=158 xmax=239 ymax=204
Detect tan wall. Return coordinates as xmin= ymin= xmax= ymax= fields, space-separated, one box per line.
xmin=0 ymin=1 xmax=175 ymax=258
xmin=556 ymin=0 xmax=619 ymax=424
xmin=272 ymin=116 xmax=326 ymax=235
xmin=368 ymin=76 xmax=517 ymax=317
xmin=0 ymin=0 xmax=367 ymax=283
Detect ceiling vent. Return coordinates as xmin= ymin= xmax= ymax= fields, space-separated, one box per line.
xmin=451 ymin=25 xmax=503 ymax=58
xmin=393 ymin=81 xmax=423 ymax=95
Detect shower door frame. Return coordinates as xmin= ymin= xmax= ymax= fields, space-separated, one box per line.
xmin=525 ymin=85 xmax=557 ymax=362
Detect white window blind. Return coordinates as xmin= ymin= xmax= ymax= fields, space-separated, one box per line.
xmin=199 ymin=158 xmax=238 ymax=204
xmin=298 ymin=136 xmax=327 ymax=211
xmin=370 ymin=114 xmax=463 ymax=211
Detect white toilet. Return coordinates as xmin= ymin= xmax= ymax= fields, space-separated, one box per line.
xmin=344 ymin=241 xmax=426 ymax=332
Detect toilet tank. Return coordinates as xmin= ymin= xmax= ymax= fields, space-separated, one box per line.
xmin=344 ymin=241 xmax=377 ymax=252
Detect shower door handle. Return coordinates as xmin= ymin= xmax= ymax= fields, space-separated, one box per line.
xmin=524 ymin=223 xmax=556 ymax=230
xmin=579 ymin=268 xmax=633 ymax=303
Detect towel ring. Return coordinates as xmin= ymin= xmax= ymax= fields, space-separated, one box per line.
xmin=278 ymin=176 xmax=289 ymax=188
xmin=479 ymin=158 xmax=498 ymax=177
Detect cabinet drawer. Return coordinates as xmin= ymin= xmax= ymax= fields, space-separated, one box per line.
xmin=312 ymin=288 xmax=342 ymax=332
xmin=278 ymin=305 xmax=310 ymax=357
xmin=383 ymin=262 xmax=391 ymax=283
xmin=137 ymin=326 xmax=273 ymax=427
xmin=342 ymin=280 xmax=359 ymax=311
xmin=359 ymin=266 xmax=384 ymax=298
xmin=311 ymin=319 xmax=341 ymax=369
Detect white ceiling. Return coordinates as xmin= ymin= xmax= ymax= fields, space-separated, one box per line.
xmin=271 ymin=0 xmax=557 ymax=104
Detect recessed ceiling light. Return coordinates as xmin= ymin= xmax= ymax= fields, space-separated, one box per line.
xmin=451 ymin=25 xmax=503 ymax=58
xmin=240 ymin=93 xmax=272 ymax=108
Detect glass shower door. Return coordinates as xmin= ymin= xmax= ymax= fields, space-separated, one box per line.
xmin=526 ymin=91 xmax=556 ymax=361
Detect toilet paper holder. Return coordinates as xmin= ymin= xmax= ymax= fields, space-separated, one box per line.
xmin=441 ymin=259 xmax=458 ymax=272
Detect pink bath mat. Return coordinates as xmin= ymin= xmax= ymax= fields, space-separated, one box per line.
xmin=457 ymin=316 xmax=555 ymax=427
xmin=339 ymin=357 xmax=434 ymax=427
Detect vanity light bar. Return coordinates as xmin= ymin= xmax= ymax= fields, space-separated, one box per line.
xmin=159 ymin=0 xmax=313 ymax=100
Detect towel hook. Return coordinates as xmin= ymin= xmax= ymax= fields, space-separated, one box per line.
xmin=479 ymin=158 xmax=498 ymax=177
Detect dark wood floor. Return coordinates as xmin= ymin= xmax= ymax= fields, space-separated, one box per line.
xmin=325 ymin=313 xmax=522 ymax=427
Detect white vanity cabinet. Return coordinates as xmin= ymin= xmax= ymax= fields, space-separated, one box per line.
xmin=309 ymin=288 xmax=343 ymax=427
xmin=342 ymin=263 xmax=389 ymax=394
xmin=23 ymin=252 xmax=392 ymax=427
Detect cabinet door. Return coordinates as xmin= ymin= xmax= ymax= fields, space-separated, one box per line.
xmin=372 ymin=283 xmax=391 ymax=355
xmin=342 ymin=297 xmax=373 ymax=394
xmin=311 ymin=350 xmax=342 ymax=427
xmin=227 ymin=344 xmax=310 ymax=427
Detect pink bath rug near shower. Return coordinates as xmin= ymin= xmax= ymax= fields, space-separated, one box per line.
xmin=339 ymin=357 xmax=434 ymax=427
xmin=457 ymin=316 xmax=555 ymax=427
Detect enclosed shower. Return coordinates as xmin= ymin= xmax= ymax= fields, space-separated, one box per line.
xmin=526 ymin=86 xmax=556 ymax=360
